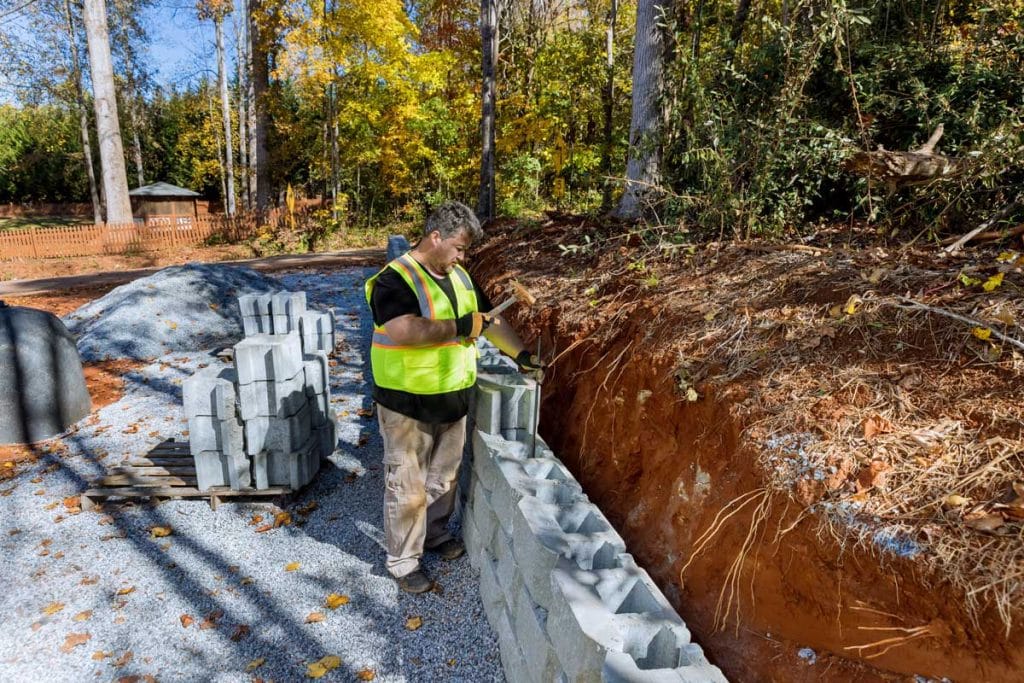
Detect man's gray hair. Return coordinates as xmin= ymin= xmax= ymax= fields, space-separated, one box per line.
xmin=424 ymin=201 xmax=483 ymax=242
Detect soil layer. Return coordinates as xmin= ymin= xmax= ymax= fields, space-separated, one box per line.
xmin=473 ymin=217 xmax=1024 ymax=682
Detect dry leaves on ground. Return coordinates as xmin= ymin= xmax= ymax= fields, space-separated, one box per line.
xmin=306 ymin=655 xmax=341 ymax=679
xmin=405 ymin=615 xmax=423 ymax=631
xmin=60 ymin=632 xmax=90 ymax=653
xmin=325 ymin=593 xmax=349 ymax=609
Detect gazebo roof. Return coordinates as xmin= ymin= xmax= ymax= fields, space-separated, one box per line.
xmin=129 ymin=182 xmax=201 ymax=198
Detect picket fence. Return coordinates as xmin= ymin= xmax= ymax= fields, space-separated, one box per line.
xmin=0 ymin=213 xmax=270 ymax=260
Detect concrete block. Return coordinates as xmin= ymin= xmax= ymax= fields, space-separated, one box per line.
xmin=183 ymin=365 xmax=238 ymax=420
xmin=493 ymin=526 xmax=523 ymax=599
xmin=386 ymin=235 xmax=410 ymax=261
xmin=270 ymin=291 xmax=306 ymax=333
xmin=489 ymin=455 xmax=583 ymax=538
xmin=512 ymin=585 xmax=561 ymax=683
xmin=242 ymin=315 xmax=272 ymax=337
xmin=495 ymin=608 xmax=532 ymax=683
xmin=194 ymin=450 xmax=251 ymax=491
xmin=462 ymin=498 xmax=484 ymax=569
xmin=477 ymin=548 xmax=507 ymax=628
xmin=233 ymin=332 xmax=304 ymax=384
xmin=474 ymin=385 xmax=502 ymax=436
xmin=478 ymin=372 xmax=538 ymax=435
xmin=309 ymin=391 xmax=332 ymax=427
xmin=514 ymin=496 xmax=627 ymax=611
xmin=244 ymin=403 xmax=312 ymax=456
xmin=188 ymin=414 xmax=244 ymax=457
xmin=263 ymin=435 xmax=318 ymax=489
xmin=237 ymin=370 xmax=306 ymax=420
xmin=303 ymin=351 xmax=330 ymax=396
xmin=238 ymin=293 xmax=272 ymax=318
xmin=313 ymin=419 xmax=336 ymax=459
xmin=602 ymin=640 xmax=728 ymax=682
xmin=473 ymin=430 xmax=527 ymax=493
xmin=252 ymin=451 xmax=268 ymax=489
xmin=469 ymin=478 xmax=499 ymax=558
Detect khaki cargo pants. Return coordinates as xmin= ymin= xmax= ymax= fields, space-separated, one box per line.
xmin=377 ymin=404 xmax=466 ymax=578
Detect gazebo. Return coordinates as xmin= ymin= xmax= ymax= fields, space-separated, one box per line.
xmin=129 ymin=182 xmax=201 ymax=226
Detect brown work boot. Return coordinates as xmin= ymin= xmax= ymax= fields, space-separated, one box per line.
xmin=426 ymin=538 xmax=465 ymax=561
xmin=395 ymin=567 xmax=433 ymax=594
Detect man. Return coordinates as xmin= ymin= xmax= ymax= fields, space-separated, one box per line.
xmin=364 ymin=201 xmax=542 ymax=593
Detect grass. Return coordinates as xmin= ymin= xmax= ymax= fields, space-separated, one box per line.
xmin=0 ymin=216 xmax=92 ymax=231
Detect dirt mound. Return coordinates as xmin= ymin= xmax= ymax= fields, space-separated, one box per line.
xmin=473 ymin=216 xmax=1024 ymax=681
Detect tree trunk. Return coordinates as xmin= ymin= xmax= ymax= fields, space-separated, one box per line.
xmin=249 ymin=0 xmax=270 ymax=213
xmin=615 ymin=0 xmax=665 ymax=220
xmin=477 ymin=0 xmax=498 ymax=221
xmin=127 ymin=102 xmax=144 ymax=187
xmin=216 ymin=17 xmax=236 ymax=216
xmin=727 ymin=0 xmax=754 ymax=62
xmin=235 ymin=7 xmax=249 ymax=212
xmin=600 ymin=0 xmax=618 ymax=211
xmin=83 ymin=0 xmax=132 ymax=224
xmin=63 ymin=0 xmax=103 ymax=224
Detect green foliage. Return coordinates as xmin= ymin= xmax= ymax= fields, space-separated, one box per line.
xmin=0 ymin=105 xmax=88 ymax=202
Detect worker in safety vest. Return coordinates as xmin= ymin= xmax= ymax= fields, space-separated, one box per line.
xmin=364 ymin=201 xmax=543 ymax=593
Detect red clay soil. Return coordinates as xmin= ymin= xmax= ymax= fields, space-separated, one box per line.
xmin=473 ymin=217 xmax=1024 ymax=682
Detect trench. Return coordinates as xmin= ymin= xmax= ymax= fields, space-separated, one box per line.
xmin=473 ymin=247 xmax=1024 ymax=682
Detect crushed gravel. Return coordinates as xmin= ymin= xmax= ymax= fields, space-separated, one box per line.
xmin=0 ymin=265 xmax=503 ymax=682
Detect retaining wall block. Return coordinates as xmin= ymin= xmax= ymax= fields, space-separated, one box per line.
xmin=474 ymin=385 xmax=502 ymax=436
xmin=513 ymin=495 xmax=628 ymax=611
xmin=309 ymin=391 xmax=332 ymax=428
xmin=270 ymin=291 xmax=307 ymax=333
xmin=299 ymin=311 xmax=336 ymax=355
xmin=194 ymin=450 xmax=251 ymax=491
xmin=238 ymin=294 xmax=274 ymax=337
xmin=237 ymin=370 xmax=306 ymax=421
xmin=252 ymin=451 xmax=268 ymax=489
xmin=244 ymin=403 xmax=312 ymax=456
xmin=303 ymin=351 xmax=331 ymax=397
xmin=477 ymin=547 xmax=507 ymax=628
xmin=511 ymin=580 xmax=563 ymax=683
xmin=477 ymin=372 xmax=538 ymax=436
xmin=386 ymin=235 xmax=410 ymax=261
xmin=494 ymin=525 xmax=525 ymax=601
xmin=462 ymin=494 xmax=485 ymax=569
xmin=603 ymin=647 xmax=727 ymax=683
xmin=313 ymin=419 xmax=336 ymax=460
xmin=187 ymin=414 xmax=245 ymax=458
xmin=234 ymin=332 xmax=304 ymax=384
xmin=183 ymin=365 xmax=239 ymax=420
xmin=469 ymin=477 xmax=499 ymax=561
xmin=489 ymin=455 xmax=584 ymax=538
xmin=262 ymin=434 xmax=318 ymax=488
xmin=242 ymin=316 xmax=271 ymax=337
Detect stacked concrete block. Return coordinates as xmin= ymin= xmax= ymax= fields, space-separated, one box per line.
xmin=182 ymin=366 xmax=250 ymax=491
xmin=238 ymin=294 xmax=274 ymax=336
xmin=386 ymin=234 xmax=411 ymax=261
xmin=270 ymin=291 xmax=307 ymax=334
xmin=466 ymin=363 xmax=728 ymax=683
xmin=298 ymin=309 xmax=336 ymax=355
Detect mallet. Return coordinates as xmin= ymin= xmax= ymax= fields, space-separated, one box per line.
xmin=487 ymin=280 xmax=536 ymax=317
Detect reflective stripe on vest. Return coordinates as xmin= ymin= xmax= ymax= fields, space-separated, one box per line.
xmin=364 ymin=255 xmax=479 ymax=395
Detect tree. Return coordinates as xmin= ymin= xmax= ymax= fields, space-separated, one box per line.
xmin=82 ymin=0 xmax=132 ymax=223
xmin=616 ymin=0 xmax=665 ymax=220
xmin=477 ymin=0 xmax=498 ymax=220
xmin=197 ymin=0 xmax=237 ymax=215
xmin=63 ymin=0 xmax=103 ymax=222
xmin=248 ymin=0 xmax=270 ymax=212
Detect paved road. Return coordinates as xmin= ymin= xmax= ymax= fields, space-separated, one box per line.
xmin=0 ymin=248 xmax=386 ymax=296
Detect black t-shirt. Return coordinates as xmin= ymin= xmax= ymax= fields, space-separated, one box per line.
xmin=369 ymin=265 xmax=493 ymax=424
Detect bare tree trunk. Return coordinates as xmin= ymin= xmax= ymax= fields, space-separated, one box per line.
xmin=235 ymin=6 xmax=249 ymax=212
xmin=600 ymin=0 xmax=618 ymax=211
xmin=727 ymin=0 xmax=754 ymax=62
xmin=110 ymin=2 xmax=144 ymax=187
xmin=208 ymin=82 xmax=228 ymax=207
xmin=477 ymin=0 xmax=498 ymax=221
xmin=83 ymin=0 xmax=132 ymax=224
xmin=615 ymin=0 xmax=666 ymax=220
xmin=63 ymin=0 xmax=102 ymax=224
xmin=249 ymin=0 xmax=270 ymax=213
xmin=216 ymin=17 xmax=236 ymax=215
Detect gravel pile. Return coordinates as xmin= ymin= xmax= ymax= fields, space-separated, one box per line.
xmin=64 ymin=263 xmax=280 ymax=362
xmin=0 ymin=266 xmax=503 ymax=682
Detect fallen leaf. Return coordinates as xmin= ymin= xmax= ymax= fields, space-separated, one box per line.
xmin=862 ymin=415 xmax=892 ymax=441
xmin=982 ymin=272 xmax=1004 ymax=292
xmin=357 ymin=669 xmax=376 ymax=681
xmin=240 ymin=577 xmax=254 ymax=585
xmin=273 ymin=511 xmax=292 ymax=528
xmin=357 ymin=434 xmax=369 ymax=447
xmin=447 ymin=658 xmax=457 ymax=666
xmin=115 ymin=586 xmax=135 ymax=596
xmin=843 ymin=294 xmax=863 ymax=315
xmin=285 ymin=562 xmax=301 ymax=572
xmin=166 ymin=320 xmax=178 ymax=330
xmin=305 ymin=612 xmax=326 ymax=624
xmin=60 ymin=632 xmax=91 ymax=653
xmin=92 ymin=650 xmax=112 ymax=661
xmin=685 ymin=387 xmax=699 ymax=402
xmin=972 ymin=327 xmax=992 ymax=341
xmin=42 ymin=602 xmax=65 ymax=616
xmin=62 ymin=496 xmax=81 ymax=511
xmin=307 ymin=655 xmax=341 ymax=679
xmin=199 ymin=609 xmax=223 ymax=630
xmin=179 ymin=614 xmax=193 ymax=628
xmin=964 ymin=513 xmax=1004 ymax=533
xmin=943 ymin=494 xmax=971 ymax=508
xmin=356 ymin=408 xmax=373 ymax=418
xmin=245 ymin=657 xmax=265 ymax=672
xmin=114 ymin=650 xmax=133 ymax=667
xmin=249 ymin=514 xmax=264 ymax=525
xmin=230 ymin=624 xmax=250 ymax=642
xmin=325 ymin=593 xmax=349 ymax=609
xmin=80 ymin=576 xmax=99 ymax=586
xmin=149 ymin=526 xmax=172 ymax=538
xmin=405 ymin=615 xmax=423 ymax=631
xmin=72 ymin=610 xmax=92 ymax=622
xmin=254 ymin=524 xmax=274 ymax=533
xmin=208 ymin=303 xmax=219 ymax=311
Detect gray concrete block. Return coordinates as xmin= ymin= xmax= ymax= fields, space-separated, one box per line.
xmin=313 ymin=419 xmax=336 ymax=459
xmin=473 ymin=430 xmax=527 ymax=493
xmin=489 ymin=456 xmax=583 ymax=538
xmin=514 ymin=496 xmax=627 ymax=611
xmin=511 ymin=584 xmax=561 ymax=683
xmin=194 ymin=450 xmax=251 ymax=491
xmin=237 ymin=370 xmax=306 ymax=420
xmin=303 ymin=351 xmax=330 ymax=396
xmin=478 ymin=372 xmax=538 ymax=434
xmin=477 ymin=548 xmax=507 ymax=628
xmin=602 ymin=640 xmax=728 ymax=682
xmin=495 ymin=607 xmax=533 ymax=683
xmin=272 ymin=314 xmax=289 ymax=334
xmin=469 ymin=478 xmax=499 ymax=558
xmin=263 ymin=435 xmax=317 ymax=489
xmin=252 ymin=451 xmax=268 ymax=489
xmin=188 ymin=414 xmax=244 ymax=457
xmin=386 ymin=235 xmax=410 ymax=261
xmin=270 ymin=291 xmax=306 ymax=333
xmin=474 ymin=385 xmax=502 ymax=436
xmin=309 ymin=390 xmax=331 ymax=427
xmin=234 ymin=332 xmax=304 ymax=384
xmin=494 ymin=526 xmax=523 ymax=599
xmin=242 ymin=315 xmax=271 ymax=337
xmin=183 ymin=365 xmax=238 ymax=420
xmin=244 ymin=403 xmax=312 ymax=456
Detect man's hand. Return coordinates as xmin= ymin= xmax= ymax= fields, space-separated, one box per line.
xmin=515 ymin=350 xmax=546 ymax=381
xmin=456 ymin=312 xmax=497 ymax=339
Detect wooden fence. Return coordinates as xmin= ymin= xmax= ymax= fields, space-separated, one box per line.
xmin=0 ymin=214 xmax=267 ymax=260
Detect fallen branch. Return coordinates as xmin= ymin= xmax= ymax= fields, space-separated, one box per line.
xmin=941 ymin=221 xmax=1024 ymax=247
xmin=844 ymin=124 xmax=958 ymax=193
xmin=890 ymin=296 xmax=1024 ymax=354
xmin=944 ymin=199 xmax=1023 ymax=253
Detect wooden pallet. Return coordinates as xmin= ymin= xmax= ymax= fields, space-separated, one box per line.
xmin=82 ymin=439 xmax=292 ymax=511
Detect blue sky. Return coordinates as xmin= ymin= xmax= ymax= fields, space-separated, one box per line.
xmin=143 ymin=0 xmax=239 ymax=92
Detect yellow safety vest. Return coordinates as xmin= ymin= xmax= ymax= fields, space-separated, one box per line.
xmin=364 ymin=253 xmax=479 ymax=395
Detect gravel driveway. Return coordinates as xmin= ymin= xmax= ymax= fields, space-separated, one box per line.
xmin=0 ymin=265 xmax=503 ymax=682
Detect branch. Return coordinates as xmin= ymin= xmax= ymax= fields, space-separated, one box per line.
xmin=943 ymin=200 xmax=1023 ymax=252
xmin=890 ymin=296 xmax=1024 ymax=354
